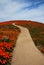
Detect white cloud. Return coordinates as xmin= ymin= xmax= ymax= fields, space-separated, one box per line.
xmin=9 ymin=4 xmax=44 ymax=23
xmin=0 ymin=0 xmax=44 ymax=23
xmin=0 ymin=1 xmax=30 ymax=18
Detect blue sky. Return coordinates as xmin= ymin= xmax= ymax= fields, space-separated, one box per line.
xmin=0 ymin=0 xmax=44 ymax=23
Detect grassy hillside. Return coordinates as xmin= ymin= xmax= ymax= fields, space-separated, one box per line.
xmin=21 ymin=24 xmax=44 ymax=53
xmin=0 ymin=20 xmax=44 ymax=54
xmin=15 ymin=20 xmax=44 ymax=53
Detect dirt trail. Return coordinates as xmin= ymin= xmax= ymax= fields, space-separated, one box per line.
xmin=11 ymin=23 xmax=44 ymax=65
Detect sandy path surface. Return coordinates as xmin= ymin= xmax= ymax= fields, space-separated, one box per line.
xmin=11 ymin=24 xmax=44 ymax=65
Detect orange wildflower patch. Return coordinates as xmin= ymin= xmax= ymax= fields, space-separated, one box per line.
xmin=0 ymin=24 xmax=20 ymax=65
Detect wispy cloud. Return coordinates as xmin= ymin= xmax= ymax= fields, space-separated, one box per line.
xmin=0 ymin=0 xmax=44 ymax=23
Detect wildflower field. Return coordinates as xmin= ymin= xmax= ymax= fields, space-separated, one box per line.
xmin=0 ymin=24 xmax=20 ymax=65
xmin=0 ymin=20 xmax=44 ymax=65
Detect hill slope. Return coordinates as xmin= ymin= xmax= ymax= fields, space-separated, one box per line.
xmin=0 ymin=20 xmax=44 ymax=53
xmin=11 ymin=25 xmax=44 ymax=65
